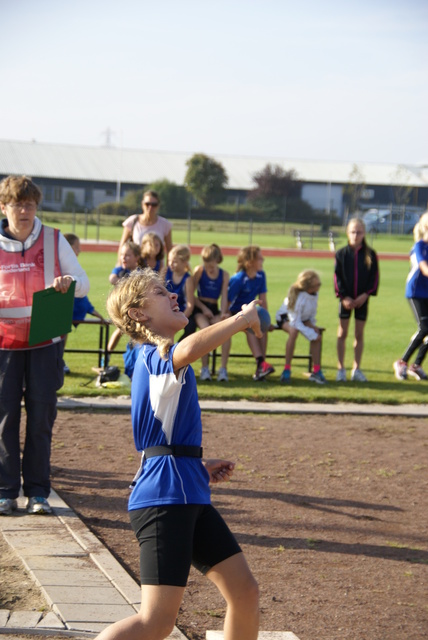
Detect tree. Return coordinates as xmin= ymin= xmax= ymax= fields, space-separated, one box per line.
xmin=392 ymin=165 xmax=414 ymax=209
xmin=122 ymin=189 xmax=144 ymax=213
xmin=63 ymin=191 xmax=76 ymax=212
xmin=184 ymin=153 xmax=228 ymax=207
xmin=146 ymin=179 xmax=189 ymax=214
xmin=122 ymin=180 xmax=188 ymax=215
xmin=344 ymin=164 xmax=366 ymax=215
xmin=249 ymin=164 xmax=301 ymax=205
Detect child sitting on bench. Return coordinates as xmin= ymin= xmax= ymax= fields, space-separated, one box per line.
xmin=276 ymin=269 xmax=326 ymax=384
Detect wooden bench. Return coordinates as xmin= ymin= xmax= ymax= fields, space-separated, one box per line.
xmin=210 ymin=328 xmax=325 ymax=377
xmin=64 ymin=318 xmax=111 ymax=368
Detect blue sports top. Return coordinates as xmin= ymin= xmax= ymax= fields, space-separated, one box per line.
xmin=142 ymin=258 xmax=161 ymax=272
xmin=165 ymin=267 xmax=190 ymax=312
xmin=228 ymin=270 xmax=267 ymax=313
xmin=197 ymin=268 xmax=224 ymax=300
xmin=405 ymin=240 xmax=428 ymax=299
xmin=72 ymin=296 xmax=94 ymax=321
xmin=128 ymin=343 xmax=211 ymax=510
xmin=111 ymin=266 xmax=131 ymax=279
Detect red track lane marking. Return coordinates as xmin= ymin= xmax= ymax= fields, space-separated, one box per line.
xmin=81 ymin=241 xmax=408 ymax=261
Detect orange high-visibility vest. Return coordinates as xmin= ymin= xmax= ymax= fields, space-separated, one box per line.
xmin=0 ymin=226 xmax=61 ymax=349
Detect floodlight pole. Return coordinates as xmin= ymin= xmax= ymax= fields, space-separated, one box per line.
xmin=116 ymin=131 xmax=123 ymax=203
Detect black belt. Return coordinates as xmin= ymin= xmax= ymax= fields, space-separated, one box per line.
xmin=144 ymin=445 xmax=203 ymax=459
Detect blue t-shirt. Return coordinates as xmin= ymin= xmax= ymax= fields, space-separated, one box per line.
xmin=228 ymin=270 xmax=267 ymax=313
xmin=111 ymin=266 xmax=131 ymax=279
xmin=123 ymin=342 xmax=142 ymax=379
xmin=405 ymin=240 xmax=428 ymax=299
xmin=165 ymin=267 xmax=190 ymax=312
xmin=128 ymin=343 xmax=211 ymax=510
xmin=72 ymin=296 xmax=94 ymax=321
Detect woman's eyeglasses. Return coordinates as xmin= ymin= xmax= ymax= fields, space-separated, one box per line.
xmin=144 ymin=201 xmax=159 ymax=207
xmin=7 ymin=202 xmax=37 ymax=212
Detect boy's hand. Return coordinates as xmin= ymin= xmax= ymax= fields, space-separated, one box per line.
xmin=204 ymin=459 xmax=235 ymax=483
xmin=342 ymin=297 xmax=355 ymax=310
xmin=354 ymin=293 xmax=368 ymax=308
xmin=240 ymin=300 xmax=263 ymax=338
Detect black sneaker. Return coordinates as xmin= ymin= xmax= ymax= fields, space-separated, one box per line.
xmin=253 ymin=361 xmax=275 ymax=381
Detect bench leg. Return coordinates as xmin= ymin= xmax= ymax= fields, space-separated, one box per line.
xmin=210 ymin=348 xmax=217 ymax=377
xmin=98 ymin=325 xmax=103 ymax=368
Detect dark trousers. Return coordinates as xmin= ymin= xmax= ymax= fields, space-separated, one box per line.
xmin=402 ymin=298 xmax=428 ymax=366
xmin=0 ymin=342 xmax=64 ymax=499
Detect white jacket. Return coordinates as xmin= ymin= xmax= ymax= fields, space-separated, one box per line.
xmin=275 ymin=291 xmax=319 ymax=341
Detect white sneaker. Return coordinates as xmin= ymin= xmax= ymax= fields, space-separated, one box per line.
xmin=336 ymin=369 xmax=347 ymax=382
xmin=351 ymin=368 xmax=367 ymax=382
xmin=217 ymin=367 xmax=229 ymax=382
xmin=200 ymin=366 xmax=212 ymax=381
xmin=0 ymin=498 xmax=18 ymax=516
xmin=393 ymin=360 xmax=407 ymax=380
xmin=26 ymin=497 xmax=52 ymax=515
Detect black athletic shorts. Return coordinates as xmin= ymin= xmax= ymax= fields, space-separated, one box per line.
xmin=339 ymin=300 xmax=369 ymax=322
xmin=195 ymin=300 xmax=220 ymax=317
xmin=276 ymin=312 xmax=289 ymax=329
xmin=129 ymin=504 xmax=242 ymax=586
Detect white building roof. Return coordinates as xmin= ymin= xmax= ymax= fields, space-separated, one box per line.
xmin=0 ymin=139 xmax=426 ymax=190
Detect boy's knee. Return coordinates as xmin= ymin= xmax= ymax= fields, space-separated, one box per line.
xmin=137 ymin=611 xmax=176 ymax=638
xmin=245 ymin=576 xmax=260 ymax=609
xmin=158 ymin=617 xmax=177 ymax=638
xmin=241 ymin=574 xmax=259 ymax=610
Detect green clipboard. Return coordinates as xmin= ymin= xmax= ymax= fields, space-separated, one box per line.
xmin=29 ymin=281 xmax=76 ymax=346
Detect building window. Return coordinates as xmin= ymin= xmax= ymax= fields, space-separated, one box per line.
xmin=44 ymin=186 xmax=62 ymax=202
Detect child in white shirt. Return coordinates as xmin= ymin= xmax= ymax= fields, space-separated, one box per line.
xmin=276 ymin=269 xmax=326 ymax=384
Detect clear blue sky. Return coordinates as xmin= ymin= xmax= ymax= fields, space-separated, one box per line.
xmin=1 ymin=0 xmax=427 ymax=165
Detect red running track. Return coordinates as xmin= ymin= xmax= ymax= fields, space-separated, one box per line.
xmin=81 ymin=241 xmax=408 ymax=261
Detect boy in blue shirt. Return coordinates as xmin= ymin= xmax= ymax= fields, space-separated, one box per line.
xmin=228 ymin=245 xmax=274 ymax=381
xmin=63 ymin=234 xmax=107 ymax=373
xmin=102 ymin=269 xmax=260 ymax=640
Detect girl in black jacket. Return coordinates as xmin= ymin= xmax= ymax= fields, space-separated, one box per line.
xmin=334 ymin=218 xmax=379 ymax=382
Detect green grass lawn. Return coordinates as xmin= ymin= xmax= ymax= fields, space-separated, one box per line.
xmin=61 ymin=242 xmax=426 ymax=405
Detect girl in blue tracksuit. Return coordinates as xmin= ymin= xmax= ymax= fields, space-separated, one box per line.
xmin=393 ymin=211 xmax=428 ymax=381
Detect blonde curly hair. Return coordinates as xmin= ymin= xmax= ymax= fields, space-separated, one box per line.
xmin=106 ymin=269 xmax=172 ymax=359
xmin=413 ymin=212 xmax=428 ymax=242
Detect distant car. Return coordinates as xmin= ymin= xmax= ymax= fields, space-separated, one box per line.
xmin=363 ymin=209 xmax=421 ymax=235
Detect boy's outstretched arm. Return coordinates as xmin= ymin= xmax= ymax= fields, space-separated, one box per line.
xmin=173 ymin=300 xmax=262 ymax=371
